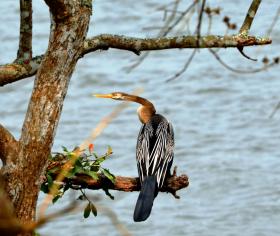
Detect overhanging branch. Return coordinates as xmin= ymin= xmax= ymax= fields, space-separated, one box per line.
xmin=0 ymin=34 xmax=271 ymax=87
xmin=82 ymin=34 xmax=271 ymax=55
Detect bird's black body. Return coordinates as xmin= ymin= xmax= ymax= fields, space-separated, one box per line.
xmin=133 ymin=114 xmax=174 ymax=222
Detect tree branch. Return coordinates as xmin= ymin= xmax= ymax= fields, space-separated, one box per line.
xmin=17 ymin=0 xmax=33 ymax=60
xmin=0 ymin=33 xmax=271 ymax=87
xmin=48 ymin=162 xmax=189 ymax=198
xmin=0 ymin=56 xmax=43 ymax=86
xmin=239 ymin=0 xmax=262 ymax=34
xmin=0 ymin=124 xmax=18 ymax=165
xmin=82 ymin=34 xmax=271 ymax=55
xmin=72 ymin=173 xmax=188 ymax=195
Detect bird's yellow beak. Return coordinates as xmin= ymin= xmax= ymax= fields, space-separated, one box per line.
xmin=93 ymin=93 xmax=113 ymax=99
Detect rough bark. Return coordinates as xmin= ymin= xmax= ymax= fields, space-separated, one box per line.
xmin=71 ymin=173 xmax=189 ymax=197
xmin=239 ymin=0 xmax=261 ymax=34
xmin=0 ymin=34 xmax=271 ymax=87
xmin=17 ymin=0 xmax=33 ymax=60
xmin=1 ymin=1 xmax=92 ymax=234
xmin=0 ymin=125 xmax=18 ymax=165
xmin=47 ymin=159 xmax=189 ymax=197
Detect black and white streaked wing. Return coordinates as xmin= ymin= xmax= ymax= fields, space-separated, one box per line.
xmin=136 ymin=123 xmax=153 ymax=184
xmin=155 ymin=121 xmax=174 ymax=188
xmin=136 ymin=115 xmax=174 ymax=188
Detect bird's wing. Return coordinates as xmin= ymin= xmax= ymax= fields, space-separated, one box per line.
xmin=150 ymin=121 xmax=174 ymax=188
xmin=136 ymin=123 xmax=152 ymax=184
xmin=156 ymin=122 xmax=174 ymax=187
xmin=136 ymin=121 xmax=174 ymax=188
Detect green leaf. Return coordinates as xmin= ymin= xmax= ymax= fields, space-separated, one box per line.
xmin=52 ymin=194 xmax=61 ymax=204
xmin=90 ymin=164 xmax=100 ymax=172
xmin=91 ymin=203 xmax=97 ymax=217
xmin=95 ymin=156 xmax=106 ymax=164
xmin=47 ymin=174 xmax=53 ymax=187
xmin=75 ymin=158 xmax=83 ymax=167
xmin=65 ymin=169 xmax=76 ymax=178
xmin=102 ymin=168 xmax=115 ymax=184
xmin=63 ymin=183 xmax=70 ymax=193
xmin=72 ymin=165 xmax=84 ymax=175
xmin=83 ymin=203 xmax=91 ymax=218
xmin=85 ymin=170 xmax=99 ymax=180
xmin=62 ymin=146 xmax=69 ymax=152
xmin=40 ymin=183 xmax=49 ymax=193
xmin=93 ymin=153 xmax=99 ymax=159
xmin=48 ymin=166 xmax=60 ymax=174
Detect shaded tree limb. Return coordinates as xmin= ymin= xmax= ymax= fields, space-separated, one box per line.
xmin=0 ymin=124 xmax=18 ymax=165
xmin=17 ymin=0 xmax=33 ymax=61
xmin=0 ymin=34 xmax=271 ymax=87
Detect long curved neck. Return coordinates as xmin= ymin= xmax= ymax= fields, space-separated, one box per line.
xmin=125 ymin=95 xmax=156 ymax=124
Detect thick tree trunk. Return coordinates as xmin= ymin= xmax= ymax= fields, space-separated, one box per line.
xmin=0 ymin=1 xmax=92 ymax=234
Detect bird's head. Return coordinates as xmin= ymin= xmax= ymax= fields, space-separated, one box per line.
xmin=94 ymin=92 xmax=130 ymax=101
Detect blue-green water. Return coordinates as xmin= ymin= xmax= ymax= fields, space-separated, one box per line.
xmin=1 ymin=1 xmax=280 ymax=236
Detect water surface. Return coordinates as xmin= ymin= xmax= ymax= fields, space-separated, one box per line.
xmin=1 ymin=1 xmax=280 ymax=236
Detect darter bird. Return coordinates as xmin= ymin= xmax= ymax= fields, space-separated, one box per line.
xmin=94 ymin=92 xmax=174 ymax=222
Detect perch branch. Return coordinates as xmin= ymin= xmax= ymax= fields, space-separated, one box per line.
xmin=0 ymin=34 xmax=271 ymax=87
xmin=70 ymin=173 xmax=189 ymax=197
xmin=47 ymin=160 xmax=189 ymax=198
xmin=17 ymin=0 xmax=33 ymax=60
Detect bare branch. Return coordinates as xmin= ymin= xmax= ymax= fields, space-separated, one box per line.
xmin=195 ymin=0 xmax=206 ymax=46
xmin=269 ymin=101 xmax=280 ymax=119
xmin=166 ymin=49 xmax=197 ymax=82
xmin=239 ymin=0 xmax=262 ymax=34
xmin=209 ymin=48 xmax=277 ymax=74
xmin=266 ymin=6 xmax=280 ymax=36
xmin=0 ymin=34 xmax=272 ymax=87
xmin=83 ymin=34 xmax=271 ymax=54
xmin=237 ymin=47 xmax=257 ymax=61
xmin=17 ymin=0 xmax=33 ymax=60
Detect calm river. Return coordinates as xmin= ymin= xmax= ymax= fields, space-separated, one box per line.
xmin=1 ymin=1 xmax=280 ymax=236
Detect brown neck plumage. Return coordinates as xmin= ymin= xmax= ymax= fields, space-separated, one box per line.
xmin=124 ymin=95 xmax=156 ymax=124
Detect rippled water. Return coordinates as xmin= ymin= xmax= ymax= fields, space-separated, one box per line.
xmin=1 ymin=1 xmax=280 ymax=236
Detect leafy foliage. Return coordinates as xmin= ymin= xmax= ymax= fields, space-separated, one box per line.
xmin=41 ymin=145 xmax=115 ymax=218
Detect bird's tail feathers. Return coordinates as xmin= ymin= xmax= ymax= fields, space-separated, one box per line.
xmin=133 ymin=176 xmax=157 ymax=222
